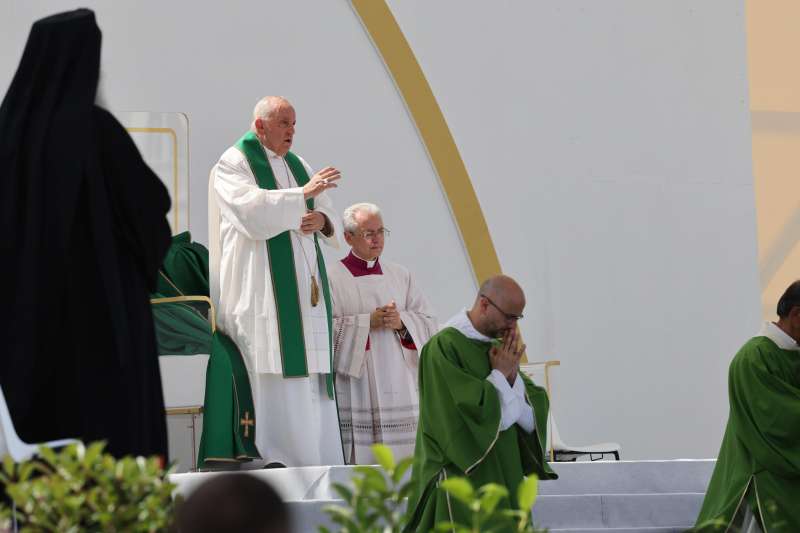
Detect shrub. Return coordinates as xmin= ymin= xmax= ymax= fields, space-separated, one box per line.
xmin=320 ymin=445 xmax=546 ymax=533
xmin=320 ymin=444 xmax=412 ymax=533
xmin=0 ymin=441 xmax=177 ymax=532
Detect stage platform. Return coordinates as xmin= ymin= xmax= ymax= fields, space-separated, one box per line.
xmin=170 ymin=458 xmax=714 ymax=532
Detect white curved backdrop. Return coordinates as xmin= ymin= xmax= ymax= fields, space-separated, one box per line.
xmin=1 ymin=0 xmax=761 ymax=460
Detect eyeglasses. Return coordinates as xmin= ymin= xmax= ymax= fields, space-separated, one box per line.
xmin=349 ymin=228 xmax=390 ymax=240
xmin=480 ymin=294 xmax=523 ymax=321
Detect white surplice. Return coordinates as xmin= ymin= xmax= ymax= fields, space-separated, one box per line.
xmin=208 ymin=142 xmax=344 ymax=466
xmin=328 ymin=256 xmax=438 ymax=464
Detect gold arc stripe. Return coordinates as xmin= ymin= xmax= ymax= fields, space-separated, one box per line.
xmin=126 ymin=127 xmax=180 ymax=231
xmin=352 ymin=1 xmax=530 ymax=364
xmin=350 ymin=0 xmax=502 ymax=286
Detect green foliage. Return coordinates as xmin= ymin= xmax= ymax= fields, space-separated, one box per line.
xmin=0 ymin=441 xmax=178 ymax=532
xmin=320 ymin=444 xmax=413 ymax=533
xmin=320 ymin=445 xmax=545 ymax=533
xmin=436 ymin=474 xmax=546 ymax=533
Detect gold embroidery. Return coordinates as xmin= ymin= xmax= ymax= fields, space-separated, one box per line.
xmin=240 ymin=411 xmax=254 ymax=438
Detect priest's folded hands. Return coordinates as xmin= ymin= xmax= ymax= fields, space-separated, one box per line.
xmin=490 ymin=327 xmax=526 ymax=386
xmin=369 ymin=301 xmax=404 ymax=330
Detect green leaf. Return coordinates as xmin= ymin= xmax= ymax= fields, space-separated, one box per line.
xmin=322 ymin=505 xmax=353 ymax=520
xmin=478 ymin=483 xmax=508 ymax=514
xmin=2 ymin=455 xmax=14 ymax=479
xmin=355 ymin=466 xmax=388 ymax=494
xmin=84 ymin=442 xmax=105 ymax=466
xmin=322 ymin=505 xmax=359 ymax=530
xmin=371 ymin=444 xmax=396 ymax=473
xmin=397 ymin=483 xmax=414 ymax=501
xmin=391 ymin=457 xmax=414 ymax=485
xmin=439 ymin=477 xmax=474 ymax=505
xmin=331 ymin=483 xmax=354 ymax=503
xmin=37 ymin=445 xmax=58 ymax=466
xmin=517 ymin=475 xmax=539 ymax=511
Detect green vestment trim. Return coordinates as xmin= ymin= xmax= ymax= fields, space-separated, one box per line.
xmin=235 ymin=132 xmax=335 ymax=395
xmin=692 ymin=336 xmax=800 ymax=532
xmin=404 ymin=327 xmax=557 ymax=533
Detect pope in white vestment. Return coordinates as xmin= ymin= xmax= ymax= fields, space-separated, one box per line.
xmin=328 ymin=203 xmax=438 ymax=464
xmin=208 ymin=96 xmax=344 ymax=466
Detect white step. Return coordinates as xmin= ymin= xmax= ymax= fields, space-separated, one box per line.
xmin=532 ymin=492 xmax=703 ymax=529
xmin=171 ymin=460 xmax=715 ymax=532
xmin=543 ymin=459 xmax=714 ymax=495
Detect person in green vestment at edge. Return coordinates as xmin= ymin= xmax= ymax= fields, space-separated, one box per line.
xmin=405 ymin=275 xmax=557 ymax=533
xmin=693 ymin=280 xmax=800 ymax=533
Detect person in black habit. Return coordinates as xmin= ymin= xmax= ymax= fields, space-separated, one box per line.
xmin=0 ymin=9 xmax=171 ymax=459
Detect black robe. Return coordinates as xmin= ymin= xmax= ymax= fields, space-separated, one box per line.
xmin=0 ymin=9 xmax=171 ymax=458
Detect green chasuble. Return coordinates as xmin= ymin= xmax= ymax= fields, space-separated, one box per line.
xmin=405 ymin=327 xmax=557 ymax=533
xmin=150 ymin=232 xmax=261 ymax=467
xmin=693 ymin=335 xmax=800 ymax=532
xmin=152 ymin=231 xmax=213 ymax=356
xmin=197 ymin=331 xmax=261 ymax=467
xmin=156 ymin=231 xmax=209 ymax=297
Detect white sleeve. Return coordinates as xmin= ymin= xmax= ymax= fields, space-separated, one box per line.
xmin=297 ymin=157 xmax=340 ymax=249
xmin=487 ymin=370 xmax=522 ymax=431
xmin=512 ymin=374 xmax=536 ymax=434
xmin=214 ymin=150 xmax=306 ymax=241
xmin=332 ymin=313 xmax=371 ymax=378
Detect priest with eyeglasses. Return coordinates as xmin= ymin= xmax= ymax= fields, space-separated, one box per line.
xmin=328 ymin=202 xmax=438 ymax=464
xmin=404 ymin=275 xmax=557 ymax=532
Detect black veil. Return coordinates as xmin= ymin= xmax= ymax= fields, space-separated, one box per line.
xmin=0 ymin=9 xmax=170 ymax=458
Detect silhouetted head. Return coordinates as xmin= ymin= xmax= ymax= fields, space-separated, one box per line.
xmin=176 ymin=474 xmax=291 ymax=533
xmin=776 ymin=280 xmax=800 ymax=343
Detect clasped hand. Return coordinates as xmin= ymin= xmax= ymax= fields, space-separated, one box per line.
xmin=489 ymin=328 xmax=525 ymax=384
xmin=370 ymin=300 xmax=403 ymax=330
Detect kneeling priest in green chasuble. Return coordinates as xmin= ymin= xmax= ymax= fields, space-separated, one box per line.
xmin=693 ymin=281 xmax=800 ymax=533
xmin=405 ymin=275 xmax=557 ymax=532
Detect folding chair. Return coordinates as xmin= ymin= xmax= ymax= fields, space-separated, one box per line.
xmin=0 ymin=385 xmax=79 ymax=533
xmin=0 ymin=385 xmax=78 ymax=463
xmin=519 ymin=361 xmax=621 ymax=461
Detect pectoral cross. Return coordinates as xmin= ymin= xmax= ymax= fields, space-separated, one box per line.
xmin=240 ymin=411 xmax=254 ymax=438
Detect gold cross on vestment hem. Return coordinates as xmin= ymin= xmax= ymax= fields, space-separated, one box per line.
xmin=240 ymin=411 xmax=254 ymax=438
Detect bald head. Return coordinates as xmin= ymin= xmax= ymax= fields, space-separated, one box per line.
xmin=478 ymin=275 xmax=524 ymax=307
xmin=468 ymin=275 xmax=526 ymax=338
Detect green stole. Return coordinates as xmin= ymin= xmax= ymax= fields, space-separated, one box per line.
xmin=235 ymin=131 xmax=334 ymax=397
